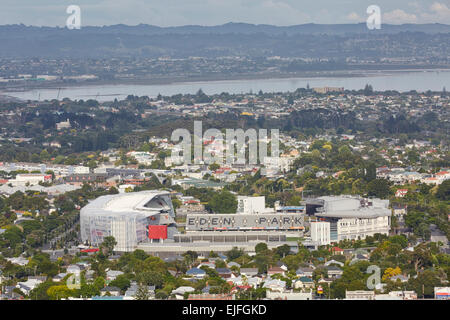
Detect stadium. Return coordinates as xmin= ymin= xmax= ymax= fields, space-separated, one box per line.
xmin=79 ymin=191 xmax=305 ymax=254
xmin=80 ymin=190 xmax=177 ymax=252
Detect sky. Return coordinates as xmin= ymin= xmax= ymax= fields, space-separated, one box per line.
xmin=0 ymin=0 xmax=449 ymax=27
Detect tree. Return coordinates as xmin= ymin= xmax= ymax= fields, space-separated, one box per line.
xmin=408 ymin=269 xmax=443 ymax=298
xmin=46 ymin=285 xmax=74 ymax=300
xmin=382 ymin=267 xmax=402 ymax=282
xmin=30 ymin=280 xmax=55 ymax=300
xmin=275 ymin=244 xmax=291 ymax=258
xmin=226 ymin=247 xmax=244 ymax=261
xmin=155 ymin=290 xmax=168 ymax=300
xmin=209 ymin=163 xmax=221 ymax=171
xmin=436 ymin=180 xmax=450 ymax=201
xmin=136 ymin=271 xmax=164 ymax=288
xmin=93 ymin=276 xmax=106 ymax=290
xmin=183 ymin=250 xmax=198 ymax=268
xmin=207 ymin=190 xmax=237 ymax=213
xmin=255 ymin=243 xmax=268 ymax=254
xmin=100 ymin=236 xmax=117 ymax=256
xmin=389 ymin=235 xmax=408 ymax=249
xmin=134 ymin=283 xmax=150 ymax=300
xmin=109 ymin=274 xmax=131 ymax=292
xmin=364 ymin=84 xmax=373 ymax=96
xmin=367 ymin=179 xmax=391 ymax=199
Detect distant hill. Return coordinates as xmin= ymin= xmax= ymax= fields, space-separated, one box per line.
xmin=2 ymin=22 xmax=450 ymax=36
xmin=0 ymin=22 xmax=449 ymax=58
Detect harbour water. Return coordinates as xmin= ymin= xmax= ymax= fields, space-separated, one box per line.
xmin=3 ymin=70 xmax=450 ymax=102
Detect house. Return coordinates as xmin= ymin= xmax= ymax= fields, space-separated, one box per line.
xmin=6 ymin=257 xmax=29 ymax=266
xmin=240 ymin=268 xmax=258 ymax=277
xmin=229 ymin=276 xmax=262 ymax=288
xmin=326 ymin=266 xmax=343 ymax=278
xmin=1 ymin=286 xmax=23 ymax=300
xmin=318 ymin=277 xmax=334 ymax=285
xmin=295 ymin=267 xmax=314 ymax=278
xmin=76 ymin=261 xmax=90 ymax=270
xmin=172 ymin=286 xmax=195 ymax=299
xmin=293 ymin=277 xmax=314 ymax=290
xmin=216 ymin=268 xmax=233 ymax=279
xmin=106 ymin=270 xmax=124 ymax=281
xmin=276 ymin=261 xmax=288 ymax=271
xmin=124 ymin=283 xmax=155 ymax=299
xmin=85 ymin=270 xmax=95 ymax=282
xmin=390 ymin=274 xmax=409 ymax=283
xmin=266 ymin=290 xmax=313 ymax=300
xmin=167 ymin=269 xmax=179 ymax=277
xmin=53 ymin=273 xmax=68 ymax=282
xmin=330 ymin=247 xmax=344 ymax=255
xmin=430 ymin=224 xmax=449 ymax=246
xmin=230 ymin=285 xmax=252 ymax=294
xmin=66 ymin=264 xmax=81 ymax=275
xmin=267 ymin=266 xmax=285 ymax=277
xmin=186 ymin=267 xmax=206 ymax=279
xmin=375 ymin=291 xmax=417 ymax=300
xmin=434 ymin=287 xmax=450 ymax=300
xmin=197 ymin=262 xmax=216 ymax=269
xmin=28 ymin=276 xmax=46 ymax=282
xmin=227 ymin=262 xmax=241 ymax=269
xmin=262 ymin=279 xmax=286 ymax=292
xmin=355 ymin=253 xmax=369 ymax=260
xmin=345 ymin=290 xmax=375 ymax=300
xmin=16 ymin=278 xmax=44 ymax=295
xmin=392 ymin=204 xmax=407 ymax=217
xmin=324 ymin=259 xmax=344 ymax=267
xmin=395 ymin=189 xmax=408 ymax=198
xmin=100 ymin=286 xmax=121 ymax=296
xmin=188 ymin=293 xmax=234 ymax=300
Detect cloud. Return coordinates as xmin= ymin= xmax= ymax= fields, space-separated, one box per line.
xmin=420 ymin=2 xmax=450 ymax=23
xmin=347 ymin=12 xmax=362 ymax=21
xmin=383 ymin=9 xmax=418 ymax=24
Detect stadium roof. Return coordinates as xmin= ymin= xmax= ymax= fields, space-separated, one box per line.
xmin=80 ymin=190 xmax=173 ymax=218
xmin=313 ymin=195 xmax=391 ymax=219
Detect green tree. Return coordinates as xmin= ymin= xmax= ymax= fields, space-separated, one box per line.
xmin=255 ymin=243 xmax=268 ymax=254
xmin=134 ymin=283 xmax=150 ymax=300
xmin=109 ymin=274 xmax=131 ymax=292
xmin=367 ymin=179 xmax=391 ymax=199
xmin=207 ymin=190 xmax=237 ymax=213
xmin=100 ymin=236 xmax=117 ymax=257
xmin=436 ymin=180 xmax=450 ymax=200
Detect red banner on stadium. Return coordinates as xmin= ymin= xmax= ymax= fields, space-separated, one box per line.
xmin=148 ymin=225 xmax=168 ymax=239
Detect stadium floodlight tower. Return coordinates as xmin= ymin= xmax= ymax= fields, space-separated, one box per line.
xmin=80 ymin=190 xmax=177 ymax=252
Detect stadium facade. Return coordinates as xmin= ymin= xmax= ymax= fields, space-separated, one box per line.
xmin=79 ymin=192 xmax=391 ymax=254
xmin=80 ymin=191 xmax=177 ymax=251
xmin=306 ymin=196 xmax=391 ymax=242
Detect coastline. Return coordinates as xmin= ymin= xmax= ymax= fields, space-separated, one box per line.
xmin=1 ymin=67 xmax=449 ymax=94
